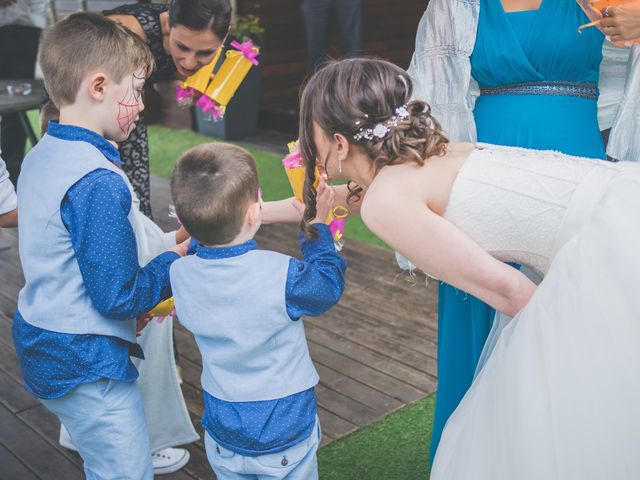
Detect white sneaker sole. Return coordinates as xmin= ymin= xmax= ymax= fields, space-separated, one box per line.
xmin=59 ymin=429 xmax=78 ymax=452
xmin=61 ymin=427 xmax=190 ymax=476
xmin=153 ymin=449 xmax=190 ymax=475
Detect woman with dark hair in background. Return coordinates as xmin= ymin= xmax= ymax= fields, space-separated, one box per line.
xmin=102 ymin=0 xmax=231 ymax=218
xmin=43 ymin=0 xmax=232 ymax=218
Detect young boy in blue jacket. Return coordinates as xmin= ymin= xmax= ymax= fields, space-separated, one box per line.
xmin=170 ymin=143 xmax=347 ymax=479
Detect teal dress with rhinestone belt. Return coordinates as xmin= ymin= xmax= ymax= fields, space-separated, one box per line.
xmin=431 ymin=0 xmax=606 ymax=463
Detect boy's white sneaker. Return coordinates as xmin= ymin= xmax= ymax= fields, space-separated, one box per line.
xmin=152 ymin=447 xmax=190 ymax=475
xmin=61 ymin=425 xmax=190 ymax=475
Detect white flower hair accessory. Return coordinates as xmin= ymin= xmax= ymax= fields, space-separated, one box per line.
xmin=353 ymin=105 xmax=410 ymax=142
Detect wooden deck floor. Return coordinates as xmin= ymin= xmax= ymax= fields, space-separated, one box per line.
xmin=0 ymin=175 xmax=438 ymax=479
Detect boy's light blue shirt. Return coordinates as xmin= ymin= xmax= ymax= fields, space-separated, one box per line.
xmin=13 ymin=122 xmax=177 ymax=399
xmin=182 ymin=226 xmax=346 ymax=455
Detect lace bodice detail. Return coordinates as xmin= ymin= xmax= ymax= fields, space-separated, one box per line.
xmin=444 ymin=144 xmax=620 ymax=276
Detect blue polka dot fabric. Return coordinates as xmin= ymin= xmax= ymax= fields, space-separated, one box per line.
xmin=13 ymin=123 xmax=178 ymax=399
xmin=193 ymin=224 xmax=346 ymax=455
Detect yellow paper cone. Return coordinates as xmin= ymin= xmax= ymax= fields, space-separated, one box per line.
xmin=148 ymin=297 xmax=174 ymax=317
xmin=284 ymin=166 xmax=307 ymax=203
xmin=205 ymin=49 xmax=255 ymax=107
xmin=283 ymin=166 xmax=321 ymax=203
xmin=282 ymin=140 xmax=321 ymax=203
xmin=183 ymin=48 xmax=221 ymax=93
xmin=325 ymin=210 xmax=335 ymax=225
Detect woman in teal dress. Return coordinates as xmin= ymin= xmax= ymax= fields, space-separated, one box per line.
xmin=431 ymin=0 xmax=606 ymax=462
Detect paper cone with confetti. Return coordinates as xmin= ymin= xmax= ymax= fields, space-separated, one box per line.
xmin=185 ymin=53 xmax=219 ymax=93
xmin=205 ymin=41 xmax=259 ymax=107
xmin=326 ymin=205 xmax=348 ymax=251
xmin=175 ymin=40 xmax=259 ymax=119
xmin=577 ymin=0 xmax=640 ymax=45
xmin=281 ymin=140 xmax=348 ymax=250
xmin=281 ymin=141 xmax=316 ymax=203
xmin=175 ymin=48 xmax=221 ymax=106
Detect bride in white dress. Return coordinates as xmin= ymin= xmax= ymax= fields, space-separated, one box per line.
xmin=297 ymin=57 xmax=640 ymax=479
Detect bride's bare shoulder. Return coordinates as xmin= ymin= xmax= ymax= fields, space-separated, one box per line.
xmin=448 ymin=142 xmax=476 ymax=156
xmin=361 ymin=142 xmax=475 ymax=224
xmin=359 ymin=173 xmax=400 ymax=227
xmin=364 ymin=142 xmax=474 ymax=199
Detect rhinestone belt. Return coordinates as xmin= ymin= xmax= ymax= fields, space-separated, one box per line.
xmin=480 ymin=81 xmax=598 ymax=100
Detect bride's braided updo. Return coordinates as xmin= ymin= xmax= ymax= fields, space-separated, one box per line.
xmin=298 ymin=57 xmax=449 ymax=237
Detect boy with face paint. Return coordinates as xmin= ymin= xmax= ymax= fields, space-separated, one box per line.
xmin=12 ymin=13 xmax=188 ymax=480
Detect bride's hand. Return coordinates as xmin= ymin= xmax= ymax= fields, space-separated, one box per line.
xmin=261 ymin=197 xmax=304 ymax=224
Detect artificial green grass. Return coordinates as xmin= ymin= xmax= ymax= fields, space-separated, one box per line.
xmin=147 ymin=125 xmax=389 ymax=249
xmin=318 ymin=394 xmax=435 ymax=479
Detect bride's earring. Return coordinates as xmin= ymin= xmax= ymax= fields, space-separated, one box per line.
xmin=339 ymin=156 xmax=343 ymax=173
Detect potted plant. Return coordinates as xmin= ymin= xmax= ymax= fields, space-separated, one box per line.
xmin=233 ymin=15 xmax=264 ymax=46
xmin=194 ymin=15 xmax=265 ymax=140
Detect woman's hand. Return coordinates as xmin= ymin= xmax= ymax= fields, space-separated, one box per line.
xmin=600 ymin=4 xmax=640 ymax=43
xmin=312 ymin=178 xmax=335 ymax=224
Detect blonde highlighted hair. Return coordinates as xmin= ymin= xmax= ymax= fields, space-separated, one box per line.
xmin=39 ymin=12 xmax=155 ymax=107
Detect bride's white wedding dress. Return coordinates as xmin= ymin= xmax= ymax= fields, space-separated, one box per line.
xmin=431 ymin=144 xmax=640 ymax=479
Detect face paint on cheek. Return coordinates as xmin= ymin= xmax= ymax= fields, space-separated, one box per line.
xmin=116 ymin=85 xmax=141 ymax=136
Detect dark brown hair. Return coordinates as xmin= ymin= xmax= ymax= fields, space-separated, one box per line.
xmin=39 ymin=12 xmax=155 ymax=107
xmin=298 ymin=57 xmax=449 ymax=236
xmin=169 ymin=0 xmax=231 ymax=40
xmin=39 ymin=99 xmax=59 ymax=136
xmin=171 ymin=143 xmax=259 ymax=245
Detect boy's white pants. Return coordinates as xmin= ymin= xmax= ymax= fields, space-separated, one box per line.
xmin=205 ymin=417 xmax=321 ymax=480
xmin=41 ymin=378 xmax=153 ymax=480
